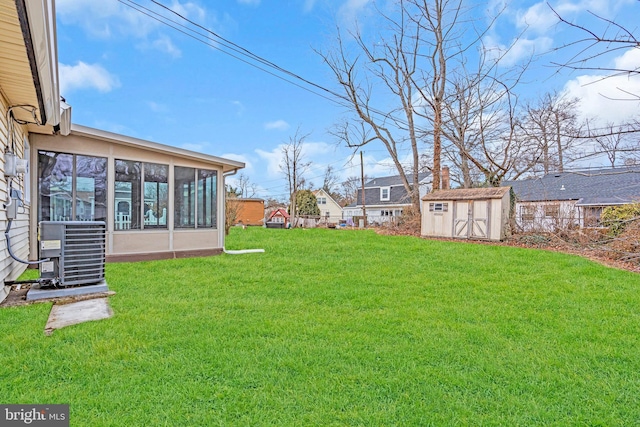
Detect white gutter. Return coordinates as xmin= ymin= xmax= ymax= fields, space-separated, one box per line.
xmin=22 ymin=0 xmax=60 ymax=127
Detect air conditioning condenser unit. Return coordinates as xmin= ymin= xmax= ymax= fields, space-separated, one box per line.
xmin=39 ymin=221 xmax=106 ymax=287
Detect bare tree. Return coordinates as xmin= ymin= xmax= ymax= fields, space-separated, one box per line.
xmin=339 ymin=175 xmax=370 ymax=206
xmin=236 ymin=173 xmax=258 ymax=198
xmin=322 ymin=165 xmax=340 ymax=196
xmin=550 ymin=6 xmax=639 ymax=83
xmin=320 ymin=0 xmax=522 ymax=204
xmin=571 ymin=121 xmax=640 ymax=167
xmin=280 ymin=128 xmax=312 ymax=227
xmin=319 ymin=6 xmax=424 ymax=212
xmin=436 ymin=44 xmax=534 ymax=187
xmin=225 ymin=194 xmax=240 ymax=235
xmin=519 ymin=92 xmax=583 ymax=174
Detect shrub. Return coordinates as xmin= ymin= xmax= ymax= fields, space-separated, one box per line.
xmin=601 ymin=203 xmax=640 ymax=236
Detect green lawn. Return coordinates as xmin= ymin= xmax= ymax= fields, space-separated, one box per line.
xmin=2 ymin=227 xmax=639 ymax=426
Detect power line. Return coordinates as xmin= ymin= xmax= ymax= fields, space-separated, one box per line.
xmin=117 ymin=0 xmax=348 ymax=108
xmin=117 ymin=0 xmax=423 ymax=133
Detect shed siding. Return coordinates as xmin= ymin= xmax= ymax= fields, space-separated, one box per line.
xmin=421 ymin=188 xmax=511 ymax=241
xmin=0 ymin=93 xmax=30 ymax=283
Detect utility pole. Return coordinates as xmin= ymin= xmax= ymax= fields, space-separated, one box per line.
xmin=360 ymin=151 xmax=367 ymax=227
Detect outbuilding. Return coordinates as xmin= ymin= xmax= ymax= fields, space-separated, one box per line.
xmin=421 ymin=187 xmax=512 ymax=241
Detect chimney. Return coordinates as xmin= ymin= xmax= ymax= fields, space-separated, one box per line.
xmin=441 ymin=166 xmax=450 ymax=190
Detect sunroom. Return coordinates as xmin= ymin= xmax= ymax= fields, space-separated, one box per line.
xmin=29 ymin=124 xmax=244 ymax=262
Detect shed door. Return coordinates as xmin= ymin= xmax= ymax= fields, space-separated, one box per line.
xmin=453 ymin=201 xmax=469 ymax=238
xmin=453 ymin=200 xmax=490 ymax=239
xmin=470 ymin=200 xmax=489 ymax=239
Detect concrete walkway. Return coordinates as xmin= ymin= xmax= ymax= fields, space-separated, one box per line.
xmin=45 ymin=298 xmax=113 ymax=335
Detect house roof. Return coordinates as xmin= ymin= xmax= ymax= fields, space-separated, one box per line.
xmin=365 ymin=172 xmax=431 ymax=188
xmin=422 ymin=186 xmax=511 ymax=201
xmin=313 ymin=189 xmax=341 ymax=207
xmin=268 ymin=208 xmax=289 ymax=220
xmin=0 ymin=0 xmax=61 ymax=133
xmin=234 ymin=198 xmax=264 ymax=202
xmin=71 ymin=124 xmax=245 ymax=173
xmin=503 ymin=167 xmax=640 ymax=205
xmin=355 ymin=172 xmax=431 ymax=207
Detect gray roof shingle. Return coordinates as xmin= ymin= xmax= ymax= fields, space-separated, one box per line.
xmin=356 ymin=172 xmax=432 ymax=206
xmin=503 ymin=167 xmax=640 ymax=205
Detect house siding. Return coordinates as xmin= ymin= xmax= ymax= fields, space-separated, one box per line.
xmin=0 ymin=93 xmax=31 ymax=282
xmin=234 ymin=199 xmax=265 ymax=226
xmin=314 ymin=190 xmax=343 ymax=224
xmin=515 ymin=200 xmax=580 ymax=232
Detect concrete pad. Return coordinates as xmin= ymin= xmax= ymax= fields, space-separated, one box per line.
xmin=27 ymin=281 xmax=109 ymax=301
xmin=45 ymin=298 xmax=113 ymax=335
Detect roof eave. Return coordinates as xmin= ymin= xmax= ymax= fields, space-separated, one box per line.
xmin=17 ymin=0 xmax=60 ymax=131
xmin=70 ymin=124 xmax=246 ymax=172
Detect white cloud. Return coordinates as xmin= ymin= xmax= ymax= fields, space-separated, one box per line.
xmin=303 ymin=0 xmax=318 ymax=13
xmin=515 ymin=2 xmax=559 ymax=34
xmin=231 ymin=100 xmax=245 ymax=116
xmin=59 ymin=61 xmax=120 ymax=95
xmin=221 ymin=153 xmax=251 ymax=170
xmin=56 ymin=0 xmax=155 ymax=39
xmin=563 ymin=73 xmax=640 ymax=125
xmin=483 ymin=34 xmax=553 ymax=67
xmin=256 ymin=147 xmax=282 ymax=178
xmin=151 ymin=35 xmax=182 ymax=58
xmin=170 ymin=1 xmax=207 ymax=22
xmin=180 ymin=142 xmax=209 ymax=152
xmin=147 ymin=101 xmax=169 ymax=113
xmin=264 ymin=120 xmax=290 ymax=131
xmin=515 ymin=0 xmax=636 ymax=36
xmin=614 ymin=47 xmax=640 ymax=72
xmin=56 ymin=0 xmax=207 ymax=56
xmin=256 ymin=140 xmax=334 ymax=178
xmin=562 ymin=48 xmax=640 ymax=125
xmin=338 ymin=0 xmax=372 ymax=26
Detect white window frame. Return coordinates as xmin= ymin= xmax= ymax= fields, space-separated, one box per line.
xmin=380 ymin=186 xmax=390 ymax=201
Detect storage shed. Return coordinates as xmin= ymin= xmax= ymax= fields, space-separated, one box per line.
xmin=421 ymin=187 xmax=512 ymax=241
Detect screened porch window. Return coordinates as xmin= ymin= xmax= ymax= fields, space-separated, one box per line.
xmin=175 ymin=166 xmax=217 ymax=228
xmin=114 ymin=160 xmax=168 ymax=230
xmin=38 ymin=151 xmax=107 ymax=222
xmin=144 ymin=163 xmax=169 ymax=228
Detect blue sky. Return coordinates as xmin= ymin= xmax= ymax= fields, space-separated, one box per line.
xmin=55 ymin=0 xmax=639 ymax=201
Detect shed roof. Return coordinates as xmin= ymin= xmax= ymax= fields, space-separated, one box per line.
xmin=503 ymin=167 xmax=640 ymax=204
xmin=422 ymin=186 xmax=511 ymax=201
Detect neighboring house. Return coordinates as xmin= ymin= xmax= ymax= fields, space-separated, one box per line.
xmin=504 ymin=167 xmax=640 ymax=231
xmin=266 ymin=208 xmax=289 ymax=228
xmin=1 ymin=0 xmax=244 ymax=303
xmin=421 ymin=187 xmax=512 ymax=241
xmin=345 ymin=172 xmax=432 ymax=225
xmin=313 ymin=189 xmax=343 ymax=224
xmin=231 ymin=198 xmax=265 ymax=226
